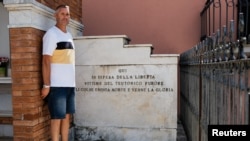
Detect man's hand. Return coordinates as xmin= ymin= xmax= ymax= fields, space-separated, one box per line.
xmin=41 ymin=87 xmax=50 ymax=99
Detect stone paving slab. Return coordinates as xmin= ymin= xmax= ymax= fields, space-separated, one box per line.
xmin=177 ymin=121 xmax=188 ymax=141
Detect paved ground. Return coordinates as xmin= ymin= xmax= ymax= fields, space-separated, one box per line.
xmin=177 ymin=120 xmax=188 ymax=141
xmin=0 ymin=122 xmax=188 ymax=141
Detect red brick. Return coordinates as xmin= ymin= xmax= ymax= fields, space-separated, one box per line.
xmin=12 ymin=84 xmax=40 ymax=91
xmin=12 ymin=95 xmax=41 ymax=103
xmin=12 ymin=113 xmax=24 ymax=120
xmin=10 ymin=39 xmax=41 ymax=48
xmin=11 ymin=72 xmax=41 ymax=78
xmin=13 ymin=119 xmax=39 ymax=126
xmin=11 ymin=52 xmax=40 ymax=59
xmin=11 ymin=47 xmax=41 ymax=53
xmin=11 ymin=34 xmax=37 ymax=41
xmin=12 ymin=90 xmax=22 ymax=96
xmin=21 ymin=90 xmax=41 ymax=97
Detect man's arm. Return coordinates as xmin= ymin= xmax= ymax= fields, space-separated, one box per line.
xmin=41 ymin=55 xmax=51 ymax=99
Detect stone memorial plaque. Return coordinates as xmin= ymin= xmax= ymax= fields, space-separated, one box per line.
xmin=74 ymin=35 xmax=179 ymax=141
xmin=75 ymin=65 xmax=177 ymax=128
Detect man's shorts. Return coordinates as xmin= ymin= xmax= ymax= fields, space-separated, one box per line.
xmin=47 ymin=87 xmax=75 ymax=119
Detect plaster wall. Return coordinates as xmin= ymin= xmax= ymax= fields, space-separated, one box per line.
xmin=82 ymin=0 xmax=205 ymax=54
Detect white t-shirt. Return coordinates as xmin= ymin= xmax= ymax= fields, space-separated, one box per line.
xmin=43 ymin=26 xmax=75 ymax=87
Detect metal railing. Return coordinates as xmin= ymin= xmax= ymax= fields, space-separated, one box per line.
xmin=180 ymin=0 xmax=250 ymax=141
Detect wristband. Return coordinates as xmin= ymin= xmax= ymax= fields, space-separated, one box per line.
xmin=43 ymin=85 xmax=50 ymax=88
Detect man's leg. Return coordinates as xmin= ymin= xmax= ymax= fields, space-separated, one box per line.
xmin=51 ymin=119 xmax=61 ymax=141
xmin=61 ymin=114 xmax=70 ymax=141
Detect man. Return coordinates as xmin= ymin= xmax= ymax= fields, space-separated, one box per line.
xmin=41 ymin=5 xmax=75 ymax=141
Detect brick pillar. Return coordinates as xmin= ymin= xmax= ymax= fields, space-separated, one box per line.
xmin=10 ymin=27 xmax=50 ymax=141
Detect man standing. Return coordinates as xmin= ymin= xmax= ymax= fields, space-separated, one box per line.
xmin=41 ymin=5 xmax=75 ymax=141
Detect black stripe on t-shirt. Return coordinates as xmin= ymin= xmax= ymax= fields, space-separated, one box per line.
xmin=56 ymin=42 xmax=73 ymax=50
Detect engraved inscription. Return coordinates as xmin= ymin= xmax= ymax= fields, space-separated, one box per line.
xmin=76 ymin=68 xmax=174 ymax=93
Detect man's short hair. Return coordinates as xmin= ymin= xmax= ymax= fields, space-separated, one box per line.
xmin=55 ymin=5 xmax=69 ymax=12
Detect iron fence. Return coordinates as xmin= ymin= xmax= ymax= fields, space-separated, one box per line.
xmin=180 ymin=0 xmax=250 ymax=141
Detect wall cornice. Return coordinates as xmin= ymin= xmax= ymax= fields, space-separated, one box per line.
xmin=3 ymin=0 xmax=84 ymax=36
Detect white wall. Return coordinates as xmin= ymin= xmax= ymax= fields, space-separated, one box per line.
xmin=0 ymin=2 xmax=9 ymax=58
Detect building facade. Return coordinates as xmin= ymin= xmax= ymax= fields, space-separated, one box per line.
xmin=1 ymin=0 xmax=246 ymax=140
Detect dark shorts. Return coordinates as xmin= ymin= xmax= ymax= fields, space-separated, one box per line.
xmin=46 ymin=87 xmax=75 ymax=119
